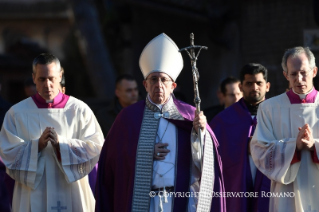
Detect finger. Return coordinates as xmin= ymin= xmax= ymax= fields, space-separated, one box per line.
xmin=301 ymin=138 xmax=311 ymax=144
xmin=156 ymin=143 xmax=169 ymax=147
xmin=158 ymin=149 xmax=170 ymax=153
xmin=155 ymin=156 xmax=166 ymax=160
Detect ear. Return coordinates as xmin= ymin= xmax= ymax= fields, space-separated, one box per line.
xmin=115 ymin=88 xmax=120 ymax=98
xmin=172 ymin=82 xmax=177 ymax=90
xmin=32 ymin=73 xmax=36 ymax=84
xmin=283 ymin=71 xmax=289 ymax=81
xmin=313 ymin=67 xmax=318 ymax=77
xmin=266 ymin=82 xmax=271 ymax=92
xmin=239 ymin=83 xmax=243 ymax=92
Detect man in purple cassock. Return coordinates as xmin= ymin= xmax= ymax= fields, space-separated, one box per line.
xmin=95 ymin=33 xmax=226 ymax=212
xmin=210 ymin=64 xmax=271 ymax=212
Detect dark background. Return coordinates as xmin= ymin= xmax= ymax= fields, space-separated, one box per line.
xmin=0 ymin=0 xmax=318 ymax=112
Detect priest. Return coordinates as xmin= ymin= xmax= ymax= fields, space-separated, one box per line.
xmin=95 ymin=33 xmax=225 ymax=212
xmin=251 ymin=46 xmax=319 ymax=212
xmin=0 ymin=53 xmax=104 ymax=212
xmin=210 ymin=63 xmax=271 ymax=212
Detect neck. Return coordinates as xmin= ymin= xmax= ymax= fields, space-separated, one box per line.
xmin=38 ymin=91 xmax=59 ymax=102
xmin=244 ymin=98 xmax=265 ymax=106
xmin=118 ymin=100 xmax=129 ymax=108
xmin=292 ymin=86 xmax=313 ymax=95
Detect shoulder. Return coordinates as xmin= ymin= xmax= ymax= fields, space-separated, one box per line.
xmin=118 ymin=100 xmax=145 ymax=117
xmin=210 ymin=101 xmax=242 ymax=125
xmin=65 ymin=96 xmax=93 ymax=114
xmin=259 ymin=93 xmax=288 ymax=110
xmin=173 ymin=98 xmax=195 ymax=118
xmin=11 ymin=97 xmax=35 ymax=112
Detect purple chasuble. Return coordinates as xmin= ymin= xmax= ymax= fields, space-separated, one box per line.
xmin=209 ymin=98 xmax=270 ymax=212
xmin=286 ymin=88 xmax=318 ymax=104
xmin=31 ymin=92 xmax=98 ymax=192
xmin=95 ymin=98 xmax=226 ymax=212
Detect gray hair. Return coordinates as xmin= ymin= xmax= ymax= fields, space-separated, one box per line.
xmin=32 ymin=53 xmax=61 ymax=74
xmin=281 ymin=46 xmax=316 ymax=73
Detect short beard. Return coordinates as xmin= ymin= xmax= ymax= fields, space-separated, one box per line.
xmin=244 ymin=93 xmax=265 ymax=104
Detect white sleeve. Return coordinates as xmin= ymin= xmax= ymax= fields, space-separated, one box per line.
xmin=250 ymin=104 xmax=299 ymax=184
xmin=190 ymin=128 xmax=206 ymax=170
xmin=53 ymin=107 xmax=104 ymax=183
xmin=0 ymin=109 xmax=45 ymax=189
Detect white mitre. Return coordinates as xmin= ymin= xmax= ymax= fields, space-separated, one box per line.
xmin=139 ymin=33 xmax=183 ymax=81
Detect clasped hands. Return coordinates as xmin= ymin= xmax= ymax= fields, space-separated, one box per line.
xmin=296 ymin=124 xmax=315 ymax=151
xmin=38 ymin=127 xmax=59 ymax=152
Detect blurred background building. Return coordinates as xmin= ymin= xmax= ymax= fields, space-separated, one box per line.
xmin=0 ymin=0 xmax=318 ymax=111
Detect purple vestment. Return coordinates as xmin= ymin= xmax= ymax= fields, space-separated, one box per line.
xmin=209 ymin=98 xmax=270 ymax=212
xmin=95 ymin=98 xmax=226 ymax=212
xmin=286 ymin=88 xmax=318 ymax=104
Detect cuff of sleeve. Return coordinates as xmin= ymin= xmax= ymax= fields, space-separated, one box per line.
xmin=291 ymin=149 xmax=301 ymax=165
xmin=311 ymin=145 xmax=319 ymax=163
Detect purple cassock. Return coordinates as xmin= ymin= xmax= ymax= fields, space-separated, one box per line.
xmin=95 ymin=98 xmax=226 ymax=212
xmin=31 ymin=92 xmax=98 ymax=192
xmin=209 ymin=98 xmax=270 ymax=212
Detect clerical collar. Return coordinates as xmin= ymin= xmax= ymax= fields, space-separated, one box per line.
xmin=243 ymin=99 xmax=262 ymax=116
xmin=32 ymin=91 xmax=70 ymax=108
xmin=286 ymin=87 xmax=318 ymax=104
xmin=292 ymin=87 xmax=314 ymax=100
xmin=147 ymin=94 xmax=171 ymax=110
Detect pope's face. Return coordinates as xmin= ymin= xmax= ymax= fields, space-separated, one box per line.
xmin=32 ymin=62 xmax=62 ymax=100
xmin=283 ymin=53 xmax=317 ymax=94
xmin=143 ymin=72 xmax=177 ymax=104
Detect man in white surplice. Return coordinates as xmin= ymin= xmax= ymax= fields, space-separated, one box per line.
xmin=251 ymin=47 xmax=319 ymax=212
xmin=0 ymin=53 xmax=104 ymax=212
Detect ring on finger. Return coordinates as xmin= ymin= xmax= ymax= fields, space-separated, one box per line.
xmin=157 ymin=152 xmax=160 ymax=156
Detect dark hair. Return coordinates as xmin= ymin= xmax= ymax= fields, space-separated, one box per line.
xmin=240 ymin=63 xmax=268 ymax=83
xmin=24 ymin=77 xmax=35 ymax=87
xmin=220 ymin=77 xmax=240 ymax=95
xmin=115 ymin=74 xmax=136 ymax=88
xmin=32 ymin=53 xmax=61 ymax=74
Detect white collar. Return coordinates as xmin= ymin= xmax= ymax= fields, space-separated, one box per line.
xmin=292 ymin=87 xmax=313 ymax=100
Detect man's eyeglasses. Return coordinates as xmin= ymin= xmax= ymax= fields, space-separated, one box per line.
xmin=147 ymin=77 xmax=172 ymax=85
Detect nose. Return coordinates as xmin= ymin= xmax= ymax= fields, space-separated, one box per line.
xmin=297 ymin=73 xmax=303 ymax=82
xmin=253 ymin=83 xmax=258 ymax=90
xmin=45 ymin=79 xmax=50 ymax=87
xmin=155 ymin=79 xmax=164 ymax=87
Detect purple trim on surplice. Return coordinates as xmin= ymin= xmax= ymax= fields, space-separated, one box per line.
xmin=95 ymin=99 xmax=226 ymax=212
xmin=209 ymin=98 xmax=270 ymax=212
xmin=31 ymin=92 xmax=69 ymax=108
xmin=286 ymin=88 xmax=318 ymax=104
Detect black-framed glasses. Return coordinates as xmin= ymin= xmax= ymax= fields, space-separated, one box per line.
xmin=147 ymin=77 xmax=172 ymax=85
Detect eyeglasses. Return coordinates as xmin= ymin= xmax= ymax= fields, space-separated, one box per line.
xmin=147 ymin=77 xmax=173 ymax=85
